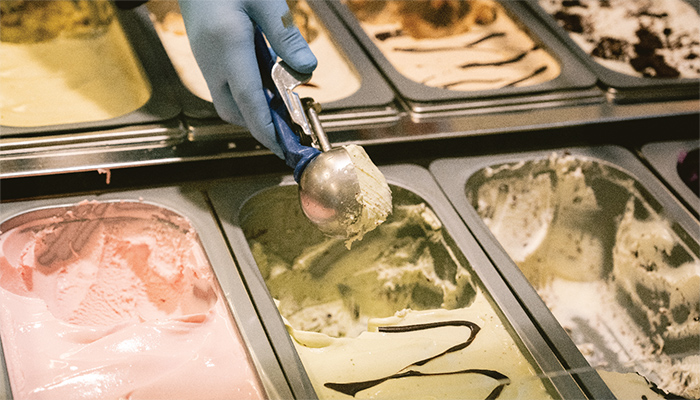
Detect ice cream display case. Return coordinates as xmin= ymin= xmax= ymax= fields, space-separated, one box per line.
xmin=207 ymin=164 xmax=591 ymax=399
xmin=0 ymin=1 xmax=181 ymax=137
xmin=0 ymin=187 xmax=295 ymax=400
xmin=524 ymin=0 xmax=700 ymax=103
xmin=430 ymin=146 xmax=700 ymax=399
xmin=641 ymin=140 xmax=700 ymax=218
xmin=328 ymin=0 xmax=604 ymax=120
xmin=144 ymin=0 xmax=400 ymax=140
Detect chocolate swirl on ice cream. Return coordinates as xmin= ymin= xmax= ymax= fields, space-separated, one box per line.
xmin=324 ymin=320 xmax=512 ymax=399
xmin=347 ymin=0 xmax=561 ymax=91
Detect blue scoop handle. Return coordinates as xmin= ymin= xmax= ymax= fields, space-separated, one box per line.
xmin=254 ymin=26 xmax=320 ymax=183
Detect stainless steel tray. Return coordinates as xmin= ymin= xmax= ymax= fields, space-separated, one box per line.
xmin=641 ymin=140 xmax=700 ymax=218
xmin=207 ymin=164 xmax=589 ymax=399
xmin=144 ymin=0 xmax=400 ymax=140
xmin=523 ymin=0 xmax=700 ymax=103
xmin=328 ymin=0 xmax=604 ymax=120
xmin=1 ymin=6 xmax=181 ymax=137
xmin=0 ymin=187 xmax=293 ymax=400
xmin=430 ymin=145 xmax=700 ymax=399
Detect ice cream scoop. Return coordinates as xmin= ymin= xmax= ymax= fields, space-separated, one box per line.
xmin=256 ymin=27 xmax=391 ymax=241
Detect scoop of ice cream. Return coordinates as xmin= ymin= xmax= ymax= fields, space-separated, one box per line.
xmin=342 ymin=144 xmax=392 ymax=248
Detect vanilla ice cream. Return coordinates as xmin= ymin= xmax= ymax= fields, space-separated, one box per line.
xmin=0 ymin=0 xmax=151 ymax=128
xmin=0 ymin=201 xmax=265 ymax=400
xmin=468 ymin=152 xmax=700 ymax=399
xmin=345 ymin=0 xmax=561 ymax=91
xmin=149 ymin=0 xmax=360 ymax=105
xmin=537 ymin=0 xmax=700 ymax=79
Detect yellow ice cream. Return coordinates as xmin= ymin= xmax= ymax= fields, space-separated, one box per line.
xmin=0 ymin=1 xmax=151 ymax=127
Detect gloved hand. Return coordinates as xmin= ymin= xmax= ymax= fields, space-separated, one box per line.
xmin=178 ymin=0 xmax=317 ymax=158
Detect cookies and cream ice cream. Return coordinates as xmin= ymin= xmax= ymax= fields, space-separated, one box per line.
xmin=0 ymin=201 xmax=265 ymax=400
xmin=149 ymin=0 xmax=360 ymax=105
xmin=468 ymin=152 xmax=700 ymax=399
xmin=242 ymin=185 xmax=553 ymax=398
xmin=345 ymin=0 xmax=561 ymax=91
xmin=0 ymin=0 xmax=151 ymax=128
xmin=537 ymin=0 xmax=700 ymax=79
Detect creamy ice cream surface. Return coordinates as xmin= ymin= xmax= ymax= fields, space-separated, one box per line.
xmin=0 ymin=201 xmax=265 ymax=400
xmin=469 ymin=152 xmax=700 ymax=399
xmin=0 ymin=1 xmax=151 ymax=128
xmin=286 ymin=297 xmax=551 ymax=400
xmin=242 ymin=185 xmax=553 ymax=398
xmin=342 ymin=144 xmax=392 ymax=248
xmin=346 ymin=0 xmax=561 ymax=91
xmin=537 ymin=0 xmax=700 ymax=79
xmin=149 ymin=0 xmax=360 ymax=105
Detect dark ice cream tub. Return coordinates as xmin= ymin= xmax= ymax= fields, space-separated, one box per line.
xmin=430 ymin=145 xmax=700 ymax=399
xmin=0 ymin=187 xmax=294 ymax=400
xmin=145 ymin=0 xmax=400 ymax=138
xmin=523 ymin=0 xmax=700 ymax=103
xmin=641 ymin=140 xmax=700 ymax=218
xmin=328 ymin=0 xmax=603 ymax=120
xmin=1 ymin=6 xmax=181 ymax=137
xmin=207 ymin=164 xmax=590 ymax=399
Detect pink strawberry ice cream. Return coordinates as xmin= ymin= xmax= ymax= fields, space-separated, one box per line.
xmin=0 ymin=201 xmax=265 ymax=400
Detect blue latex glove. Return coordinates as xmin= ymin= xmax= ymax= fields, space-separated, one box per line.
xmin=178 ymin=0 xmax=317 ymax=158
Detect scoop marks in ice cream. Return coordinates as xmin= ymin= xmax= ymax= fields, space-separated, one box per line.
xmin=469 ymin=152 xmax=700 ymax=399
xmin=243 ymin=186 xmax=552 ymax=398
xmin=0 ymin=201 xmax=265 ymax=400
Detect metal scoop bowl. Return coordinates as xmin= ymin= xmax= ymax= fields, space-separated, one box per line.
xmin=270 ymin=61 xmax=363 ymax=238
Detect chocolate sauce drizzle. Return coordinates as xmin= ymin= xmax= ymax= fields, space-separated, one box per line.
xmin=459 ymin=45 xmax=540 ymax=69
xmin=323 ymin=320 xmax=512 ymax=398
xmin=391 ymin=32 xmax=505 ymax=52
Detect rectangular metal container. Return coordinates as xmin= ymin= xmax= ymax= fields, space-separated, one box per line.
xmin=430 ymin=145 xmax=700 ymax=399
xmin=641 ymin=140 xmax=700 ymax=219
xmin=207 ymin=164 xmax=590 ymax=399
xmin=144 ymin=0 xmax=400 ymax=140
xmin=0 ymin=186 xmax=294 ymax=400
xmin=1 ymin=5 xmax=181 ymax=137
xmin=523 ymin=0 xmax=700 ymax=103
xmin=328 ymin=0 xmax=604 ymax=121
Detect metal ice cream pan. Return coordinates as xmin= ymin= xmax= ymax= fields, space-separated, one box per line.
xmin=328 ymin=0 xmax=603 ymax=120
xmin=207 ymin=164 xmax=590 ymax=399
xmin=523 ymin=0 xmax=700 ymax=103
xmin=430 ymin=145 xmax=700 ymax=399
xmin=641 ymin=140 xmax=700 ymax=219
xmin=144 ymin=0 xmax=400 ymax=136
xmin=0 ymin=186 xmax=294 ymax=400
xmin=1 ymin=6 xmax=181 ymax=137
